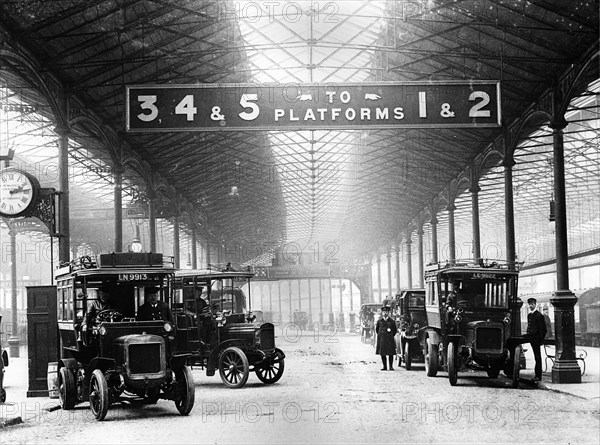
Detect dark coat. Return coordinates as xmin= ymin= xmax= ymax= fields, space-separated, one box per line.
xmin=137 ymin=302 xmax=174 ymax=323
xmin=526 ymin=310 xmax=547 ymax=344
xmin=376 ymin=316 xmax=398 ymax=355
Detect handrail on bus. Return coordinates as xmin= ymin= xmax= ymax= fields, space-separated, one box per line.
xmin=425 ymin=258 xmax=524 ymax=272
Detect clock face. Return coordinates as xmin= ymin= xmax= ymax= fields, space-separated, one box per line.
xmin=0 ymin=169 xmax=37 ymax=217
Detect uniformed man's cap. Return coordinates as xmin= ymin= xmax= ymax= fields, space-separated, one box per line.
xmin=527 ymin=297 xmax=537 ymax=304
xmin=146 ymin=287 xmax=160 ymax=293
xmin=381 ymin=306 xmax=391 ymax=312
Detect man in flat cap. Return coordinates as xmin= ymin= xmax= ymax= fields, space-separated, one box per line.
xmin=525 ymin=297 xmax=547 ymax=381
xmin=376 ymin=305 xmax=398 ymax=371
xmin=137 ymin=287 xmax=173 ymax=323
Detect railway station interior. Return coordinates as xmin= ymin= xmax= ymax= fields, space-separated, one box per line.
xmin=0 ymin=1 xmax=599 ymax=443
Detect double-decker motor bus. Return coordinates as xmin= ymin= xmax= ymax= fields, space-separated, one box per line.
xmin=420 ymin=259 xmax=524 ymax=387
xmin=55 ymin=252 xmax=195 ymax=420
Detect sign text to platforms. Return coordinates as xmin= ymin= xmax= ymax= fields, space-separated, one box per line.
xmin=126 ymin=81 xmax=501 ymax=132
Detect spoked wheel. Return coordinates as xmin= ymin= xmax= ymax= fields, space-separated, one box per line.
xmin=59 ymin=367 xmax=77 ymax=409
xmin=447 ymin=342 xmax=458 ymax=386
xmin=404 ymin=342 xmax=412 ymax=370
xmin=511 ymin=345 xmax=522 ymax=389
xmin=425 ymin=338 xmax=439 ymax=377
xmin=219 ymin=347 xmax=249 ymax=388
xmin=255 ymin=349 xmax=285 ymax=384
xmin=89 ymin=369 xmax=109 ymax=421
xmin=174 ymin=366 xmax=195 ymax=415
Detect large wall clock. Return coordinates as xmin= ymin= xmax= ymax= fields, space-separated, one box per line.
xmin=0 ymin=169 xmax=41 ymax=218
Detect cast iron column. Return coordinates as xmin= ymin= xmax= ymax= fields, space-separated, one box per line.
xmin=447 ymin=203 xmax=456 ymax=263
xmin=550 ymin=118 xmax=581 ymax=383
xmin=395 ymin=242 xmax=401 ymax=292
xmin=376 ymin=254 xmax=382 ymax=301
xmin=349 ymin=279 xmax=355 ymax=332
xmin=417 ymin=227 xmax=424 ymax=289
xmin=405 ymin=235 xmax=413 ymax=290
xmin=386 ymin=248 xmax=392 ymax=298
xmin=339 ymin=278 xmax=345 ymax=332
xmin=56 ymin=125 xmax=71 ymax=263
xmin=173 ymin=215 xmax=180 ymax=269
xmin=288 ymin=280 xmax=293 ymax=322
xmin=147 ymin=196 xmax=156 ymax=253
xmin=318 ymin=278 xmax=324 ymax=327
xmin=113 ymin=165 xmax=123 ymax=252
xmin=503 ymin=156 xmax=517 ymax=266
xmin=307 ymin=278 xmax=313 ymax=328
xmin=430 ymin=215 xmax=439 ymax=263
xmin=190 ymin=223 xmax=197 ymax=269
xmin=278 ymin=281 xmax=283 ymax=324
xmin=8 ymin=227 xmax=19 ymax=357
xmin=328 ymin=278 xmax=334 ymax=325
xmin=470 ymin=184 xmax=481 ymax=261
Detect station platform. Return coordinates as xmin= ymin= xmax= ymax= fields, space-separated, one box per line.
xmin=1 ymin=344 xmax=598 ymax=429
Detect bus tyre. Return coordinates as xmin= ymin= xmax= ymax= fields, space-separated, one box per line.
xmin=174 ymin=366 xmax=195 ymax=415
xmin=89 ymin=369 xmax=109 ymax=421
xmin=425 ymin=338 xmax=438 ymax=377
xmin=404 ymin=342 xmax=412 ymax=370
xmin=59 ymin=367 xmax=77 ymax=410
xmin=448 ymin=342 xmax=458 ymax=386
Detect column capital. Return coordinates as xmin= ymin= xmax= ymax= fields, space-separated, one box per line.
xmin=430 ymin=215 xmax=438 ymax=225
xmin=469 ymin=184 xmax=481 ymax=194
xmin=549 ymin=118 xmax=568 ymax=130
xmin=54 ymin=124 xmax=71 ymax=136
xmin=446 ymin=203 xmax=456 ymax=212
xmin=502 ymin=156 xmax=515 ymax=169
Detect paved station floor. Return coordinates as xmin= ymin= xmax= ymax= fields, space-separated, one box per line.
xmin=1 ymin=331 xmax=598 ymax=444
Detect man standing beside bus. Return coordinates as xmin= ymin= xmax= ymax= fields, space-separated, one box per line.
xmin=525 ymin=297 xmax=547 ymax=381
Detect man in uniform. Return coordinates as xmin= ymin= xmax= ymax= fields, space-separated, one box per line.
xmin=525 ymin=297 xmax=547 ymax=381
xmin=137 ymin=287 xmax=174 ymax=323
xmin=375 ymin=305 xmax=398 ymax=371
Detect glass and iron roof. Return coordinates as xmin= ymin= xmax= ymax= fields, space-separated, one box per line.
xmin=0 ymin=1 xmax=598 ymax=265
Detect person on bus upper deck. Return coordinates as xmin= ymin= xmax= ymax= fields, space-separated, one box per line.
xmin=137 ymin=287 xmax=174 ymax=323
xmin=82 ymin=289 xmax=113 ymax=332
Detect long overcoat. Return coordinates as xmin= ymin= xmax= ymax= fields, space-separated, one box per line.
xmin=375 ymin=315 xmax=398 ymax=355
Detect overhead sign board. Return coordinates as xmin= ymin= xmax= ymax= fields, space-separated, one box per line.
xmin=126 ymin=81 xmax=500 ymax=132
